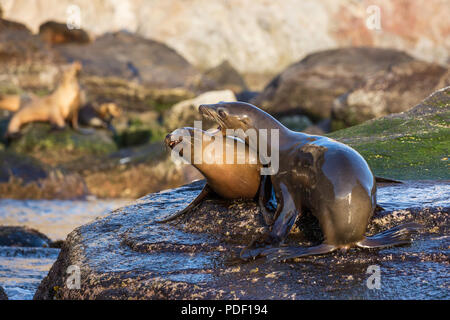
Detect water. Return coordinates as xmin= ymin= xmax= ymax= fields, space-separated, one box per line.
xmin=0 ymin=199 xmax=129 ymax=300
xmin=0 ymin=181 xmax=448 ymax=300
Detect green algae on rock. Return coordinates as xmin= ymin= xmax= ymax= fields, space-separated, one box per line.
xmin=6 ymin=124 xmax=117 ymax=166
xmin=328 ymin=87 xmax=450 ymax=180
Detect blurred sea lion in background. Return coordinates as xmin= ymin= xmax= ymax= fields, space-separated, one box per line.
xmin=6 ymin=61 xmax=83 ymax=138
xmin=79 ymin=102 xmax=121 ymax=134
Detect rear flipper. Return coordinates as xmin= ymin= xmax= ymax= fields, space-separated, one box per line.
xmin=262 ymin=243 xmax=338 ymax=262
xmin=356 ymin=222 xmax=422 ymax=249
xmin=156 ymin=184 xmax=212 ymax=223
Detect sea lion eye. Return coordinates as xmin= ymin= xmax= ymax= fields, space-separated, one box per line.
xmin=218 ymin=109 xmax=227 ymax=118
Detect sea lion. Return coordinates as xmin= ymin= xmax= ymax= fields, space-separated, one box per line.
xmin=6 ymin=61 xmax=83 ymax=138
xmin=79 ymin=102 xmax=121 ymax=134
xmin=159 ymin=126 xmax=261 ymax=223
xmin=199 ymin=102 xmax=421 ymax=261
xmin=0 ymin=93 xmax=37 ymax=113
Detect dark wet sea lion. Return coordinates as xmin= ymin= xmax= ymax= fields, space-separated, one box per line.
xmin=199 ymin=102 xmax=421 ymax=261
xmin=159 ymin=127 xmax=261 ymax=223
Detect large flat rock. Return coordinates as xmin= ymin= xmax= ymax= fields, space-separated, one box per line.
xmin=34 ymin=180 xmax=449 ymax=300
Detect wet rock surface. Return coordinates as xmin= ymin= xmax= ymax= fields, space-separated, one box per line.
xmin=0 ymin=226 xmax=52 ymax=247
xmin=34 ymin=180 xmax=449 ymax=300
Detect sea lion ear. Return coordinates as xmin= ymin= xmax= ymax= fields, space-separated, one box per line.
xmin=240 ymin=115 xmax=250 ymax=125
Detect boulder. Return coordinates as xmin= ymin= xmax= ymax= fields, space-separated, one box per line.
xmin=0 ymin=27 xmax=61 ymax=91
xmin=0 ymin=150 xmax=88 ymax=199
xmin=0 ymin=226 xmax=52 ymax=247
xmin=252 ymin=47 xmax=414 ymax=120
xmin=7 ymin=123 xmax=117 ymax=166
xmin=33 ymin=180 xmax=448 ymax=300
xmin=55 ymin=31 xmax=200 ymax=89
xmin=39 ymin=21 xmax=91 ymax=45
xmin=328 ymin=86 xmax=450 ymax=180
xmin=331 ymin=61 xmax=449 ymax=129
xmin=199 ymin=60 xmax=248 ymax=93
xmin=164 ymin=90 xmax=236 ymax=131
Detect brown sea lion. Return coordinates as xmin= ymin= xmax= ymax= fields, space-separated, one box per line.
xmin=0 ymin=93 xmax=37 ymax=113
xmin=0 ymin=94 xmax=21 ymax=112
xmin=79 ymin=102 xmax=121 ymax=134
xmin=199 ymin=102 xmax=421 ymax=261
xmin=6 ymin=61 xmax=83 ymax=138
xmin=159 ymin=126 xmax=261 ymax=223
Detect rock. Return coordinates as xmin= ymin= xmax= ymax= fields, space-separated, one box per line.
xmin=236 ymin=91 xmax=259 ymax=103
xmin=3 ymin=0 xmax=449 ymax=76
xmin=0 ymin=286 xmax=7 ymax=300
xmin=0 ymin=17 xmax=30 ymax=32
xmin=0 ymin=26 xmax=61 ymax=91
xmin=39 ymin=21 xmax=91 ymax=45
xmin=328 ymin=86 xmax=450 ymax=180
xmin=331 ymin=60 xmax=450 ymax=129
xmin=8 ymin=123 xmax=117 ymax=166
xmin=33 ymin=180 xmax=449 ymax=300
xmin=199 ymin=60 xmax=247 ymax=93
xmin=55 ymin=31 xmax=200 ymax=89
xmin=0 ymin=150 xmax=88 ymax=199
xmin=61 ymin=141 xmax=201 ymax=199
xmin=0 ymin=226 xmax=52 ymax=247
xmin=303 ymin=119 xmax=332 ymax=135
xmin=279 ymin=115 xmax=312 ymax=132
xmin=164 ymin=90 xmax=236 ymax=131
xmin=252 ymin=47 xmax=414 ymax=120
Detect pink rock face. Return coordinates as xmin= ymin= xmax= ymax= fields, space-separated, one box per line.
xmin=331 ymin=0 xmax=450 ymax=65
xmin=1 ymin=0 xmax=448 ymax=76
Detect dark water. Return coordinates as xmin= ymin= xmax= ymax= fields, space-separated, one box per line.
xmin=0 ymin=181 xmax=448 ymax=300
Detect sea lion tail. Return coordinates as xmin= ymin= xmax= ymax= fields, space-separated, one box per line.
xmin=375 ymin=176 xmax=403 ymax=184
xmin=357 ymin=222 xmax=423 ymax=249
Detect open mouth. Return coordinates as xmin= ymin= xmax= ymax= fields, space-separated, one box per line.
xmin=165 ymin=136 xmax=183 ymax=149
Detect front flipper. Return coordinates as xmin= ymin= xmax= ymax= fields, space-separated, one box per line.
xmin=156 ymin=184 xmax=212 ymax=223
xmin=241 ymin=183 xmax=299 ymax=261
xmin=263 ymin=243 xmax=337 ymax=262
xmin=258 ymin=175 xmax=277 ymax=226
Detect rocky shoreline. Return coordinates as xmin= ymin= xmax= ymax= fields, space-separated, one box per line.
xmin=33 ymin=180 xmax=449 ymax=300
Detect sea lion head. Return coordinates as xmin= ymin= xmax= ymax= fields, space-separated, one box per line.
xmin=165 ymin=127 xmax=220 ymax=161
xmin=99 ymin=102 xmax=121 ymax=119
xmin=62 ymin=60 xmax=82 ymax=81
xmin=199 ymin=101 xmax=281 ymax=132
